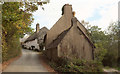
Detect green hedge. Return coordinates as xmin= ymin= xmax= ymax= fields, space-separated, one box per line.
xmin=2 ymin=34 xmax=21 ymax=62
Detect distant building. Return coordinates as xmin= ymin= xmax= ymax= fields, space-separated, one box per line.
xmin=20 ymin=34 xmax=30 ymax=43
xmin=24 ymin=23 xmax=49 ymax=51
xmin=45 ymin=4 xmax=95 ymax=61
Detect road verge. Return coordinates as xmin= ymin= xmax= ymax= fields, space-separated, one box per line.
xmin=1 ymin=53 xmax=22 ymax=71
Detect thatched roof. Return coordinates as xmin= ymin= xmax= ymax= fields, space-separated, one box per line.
xmin=47 ymin=25 xmax=72 ymax=49
xmin=47 ymin=17 xmax=95 ymax=49
xmin=77 ymin=26 xmax=95 ymax=48
xmin=37 ymin=27 xmax=49 ymax=40
xmin=24 ymin=27 xmax=49 ymax=43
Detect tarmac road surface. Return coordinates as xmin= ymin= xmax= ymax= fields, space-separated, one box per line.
xmin=3 ymin=49 xmax=48 ymax=72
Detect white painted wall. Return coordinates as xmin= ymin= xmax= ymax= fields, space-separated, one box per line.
xmin=24 ymin=39 xmax=39 ymax=50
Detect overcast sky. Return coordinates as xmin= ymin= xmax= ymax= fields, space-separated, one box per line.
xmin=31 ymin=0 xmax=119 ymax=31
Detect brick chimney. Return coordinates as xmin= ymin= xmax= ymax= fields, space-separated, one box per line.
xmin=36 ymin=23 xmax=39 ymax=33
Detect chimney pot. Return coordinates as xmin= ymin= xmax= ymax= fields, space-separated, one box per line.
xmin=72 ymin=11 xmax=75 ymax=17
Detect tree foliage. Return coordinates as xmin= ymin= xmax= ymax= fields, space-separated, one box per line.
xmin=102 ymin=22 xmax=119 ymax=67
xmin=87 ymin=25 xmax=107 ymax=63
xmin=2 ymin=2 xmax=48 ymax=62
xmin=83 ymin=20 xmax=119 ymax=68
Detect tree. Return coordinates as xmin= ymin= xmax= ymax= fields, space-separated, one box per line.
xmin=2 ymin=2 xmax=48 ymax=62
xmin=81 ymin=20 xmax=119 ymax=67
xmin=102 ymin=21 xmax=119 ymax=67
xmin=87 ymin=26 xmax=107 ymax=63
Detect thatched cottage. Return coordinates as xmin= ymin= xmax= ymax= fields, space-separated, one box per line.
xmin=24 ymin=23 xmax=49 ymax=50
xmin=45 ymin=4 xmax=95 ymax=61
xmin=20 ymin=34 xmax=30 ymax=44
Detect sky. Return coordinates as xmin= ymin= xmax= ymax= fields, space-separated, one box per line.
xmin=31 ymin=0 xmax=119 ymax=31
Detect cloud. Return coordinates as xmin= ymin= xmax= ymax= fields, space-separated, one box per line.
xmin=89 ymin=0 xmax=118 ymax=30
xmin=31 ymin=0 xmax=119 ymax=31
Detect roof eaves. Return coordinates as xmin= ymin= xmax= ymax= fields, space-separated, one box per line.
xmin=77 ymin=26 xmax=95 ymax=48
xmin=47 ymin=25 xmax=72 ymax=49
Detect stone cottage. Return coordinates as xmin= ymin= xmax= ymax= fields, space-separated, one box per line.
xmin=45 ymin=4 xmax=95 ymax=61
xmin=24 ymin=23 xmax=49 ymax=51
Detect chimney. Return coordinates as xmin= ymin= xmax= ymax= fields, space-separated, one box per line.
xmin=62 ymin=4 xmax=73 ymax=26
xmin=62 ymin=4 xmax=73 ymax=17
xmin=36 ymin=23 xmax=39 ymax=33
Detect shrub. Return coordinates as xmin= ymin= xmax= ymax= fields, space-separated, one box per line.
xmin=49 ymin=57 xmax=103 ymax=72
xmin=2 ymin=34 xmax=21 ymax=62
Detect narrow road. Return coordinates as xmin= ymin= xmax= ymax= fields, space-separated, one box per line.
xmin=3 ymin=49 xmax=48 ymax=72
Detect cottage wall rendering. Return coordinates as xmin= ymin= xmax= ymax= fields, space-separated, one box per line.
xmin=45 ymin=4 xmax=95 ymax=61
